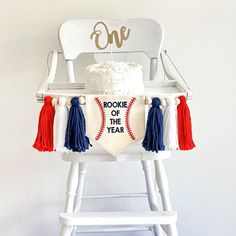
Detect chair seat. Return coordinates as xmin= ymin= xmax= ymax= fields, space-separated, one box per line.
xmin=60 ymin=211 xmax=177 ymax=226
xmin=61 ymin=142 xmax=171 ymax=162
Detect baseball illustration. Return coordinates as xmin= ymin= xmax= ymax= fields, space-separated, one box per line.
xmin=86 ymin=95 xmax=145 ymax=156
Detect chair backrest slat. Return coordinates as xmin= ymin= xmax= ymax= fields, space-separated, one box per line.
xmin=59 ymin=18 xmax=163 ymax=61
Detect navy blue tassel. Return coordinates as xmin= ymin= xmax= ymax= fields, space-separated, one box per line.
xmin=142 ymin=97 xmax=165 ymax=152
xmin=65 ymin=97 xmax=91 ymax=152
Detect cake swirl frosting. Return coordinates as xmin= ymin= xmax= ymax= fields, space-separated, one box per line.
xmin=85 ymin=61 xmax=144 ymax=95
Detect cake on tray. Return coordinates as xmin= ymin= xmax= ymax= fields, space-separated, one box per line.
xmin=85 ymin=61 xmax=144 ymax=95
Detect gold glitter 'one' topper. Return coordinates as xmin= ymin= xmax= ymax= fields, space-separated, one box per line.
xmin=90 ymin=21 xmax=131 ymax=50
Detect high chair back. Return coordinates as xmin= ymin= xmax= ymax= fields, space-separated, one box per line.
xmin=58 ymin=18 xmax=163 ymax=82
xmin=37 ymin=18 xmax=190 ymax=102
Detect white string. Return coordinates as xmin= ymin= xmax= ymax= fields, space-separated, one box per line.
xmin=110 ymin=43 xmax=113 ymax=63
xmin=46 ymin=50 xmax=54 ymax=73
xmin=36 ymin=51 xmax=54 ymax=95
xmin=54 ymin=97 xmax=70 ymax=153
xmin=164 ymin=50 xmax=191 ymax=91
xmin=163 ymin=97 xmax=179 ymax=150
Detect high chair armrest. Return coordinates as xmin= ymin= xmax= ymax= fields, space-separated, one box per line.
xmin=36 ymin=50 xmax=59 ymax=102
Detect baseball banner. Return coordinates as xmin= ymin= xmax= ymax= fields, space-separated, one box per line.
xmin=86 ymin=95 xmax=145 ymax=156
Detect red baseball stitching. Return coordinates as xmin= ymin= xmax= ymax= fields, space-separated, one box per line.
xmin=125 ymin=97 xmax=136 ymax=140
xmin=94 ymin=97 xmax=106 ymax=141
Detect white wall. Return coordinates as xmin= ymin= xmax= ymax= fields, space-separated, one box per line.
xmin=0 ymin=0 xmax=236 ymax=236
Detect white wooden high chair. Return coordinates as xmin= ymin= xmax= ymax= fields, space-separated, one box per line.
xmin=37 ymin=18 xmax=192 ymax=236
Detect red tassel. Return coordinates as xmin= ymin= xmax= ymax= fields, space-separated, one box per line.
xmin=33 ymin=96 xmax=55 ymax=152
xmin=177 ymin=96 xmax=195 ymax=150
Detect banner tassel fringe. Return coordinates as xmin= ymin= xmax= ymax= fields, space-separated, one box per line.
xmin=142 ymin=97 xmax=165 ymax=152
xmin=33 ymin=96 xmax=55 ymax=152
xmin=177 ymin=96 xmax=195 ymax=150
xmin=65 ymin=97 xmax=91 ymax=152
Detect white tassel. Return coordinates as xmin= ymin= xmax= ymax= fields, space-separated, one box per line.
xmin=163 ymin=97 xmax=179 ymax=150
xmin=54 ymin=97 xmax=69 ymax=153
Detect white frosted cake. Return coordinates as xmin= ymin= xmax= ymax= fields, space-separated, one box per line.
xmin=85 ymin=61 xmax=144 ymax=95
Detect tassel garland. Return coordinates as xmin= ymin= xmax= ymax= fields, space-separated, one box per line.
xmin=65 ymin=97 xmax=91 ymax=152
xmin=177 ymin=96 xmax=195 ymax=150
xmin=53 ymin=97 xmax=69 ymax=152
xmin=32 ymin=95 xmax=195 ymax=154
xmin=163 ymin=97 xmax=179 ymax=150
xmin=142 ymin=97 xmax=165 ymax=152
xmin=33 ymin=96 xmax=55 ymax=152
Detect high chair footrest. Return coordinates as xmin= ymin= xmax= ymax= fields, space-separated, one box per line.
xmin=60 ymin=211 xmax=177 ymax=226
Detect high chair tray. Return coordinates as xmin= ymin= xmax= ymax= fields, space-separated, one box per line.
xmin=36 ymin=80 xmax=188 ymax=102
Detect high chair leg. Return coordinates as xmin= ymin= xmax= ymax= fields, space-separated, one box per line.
xmin=60 ymin=225 xmax=71 ymax=236
xmin=74 ymin=163 xmax=88 ymax=213
xmin=154 ymin=159 xmax=178 ymax=236
xmin=65 ymin=162 xmax=79 ymax=213
xmin=71 ymin=163 xmax=88 ymax=236
xmin=61 ymin=162 xmax=79 ymax=236
xmin=142 ymin=160 xmax=164 ymax=236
